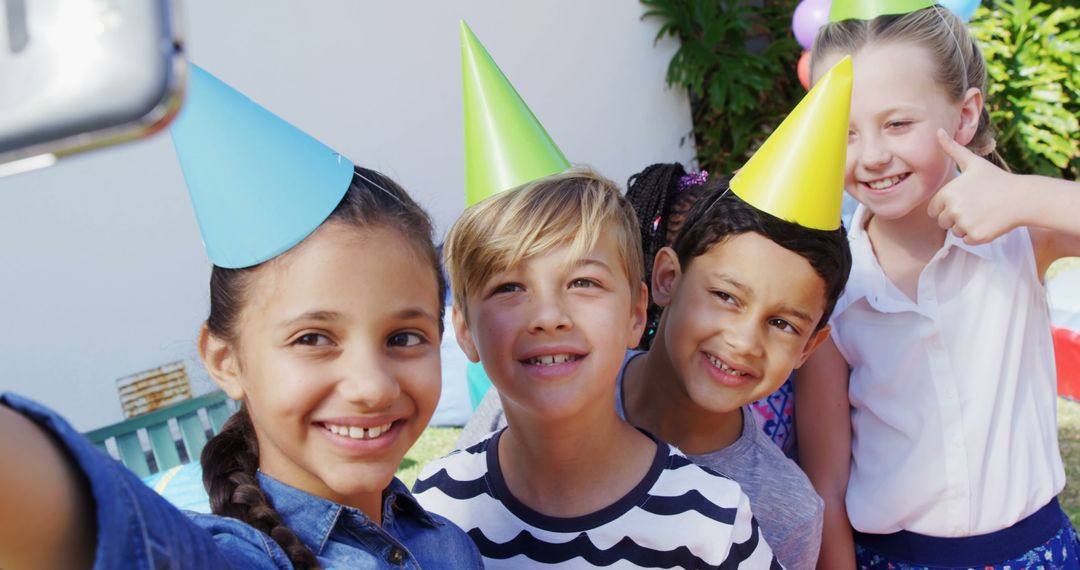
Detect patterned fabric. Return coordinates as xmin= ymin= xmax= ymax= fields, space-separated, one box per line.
xmin=855 ymin=512 xmax=1080 ymax=569
xmin=748 ymin=374 xmax=796 ymax=455
xmin=415 ymin=429 xmax=781 ymax=569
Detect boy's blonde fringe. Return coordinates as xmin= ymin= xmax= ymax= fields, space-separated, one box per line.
xmin=444 ymin=168 xmax=643 ymax=317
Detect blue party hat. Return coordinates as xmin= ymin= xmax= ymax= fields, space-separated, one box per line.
xmin=170 ymin=64 xmax=355 ymax=268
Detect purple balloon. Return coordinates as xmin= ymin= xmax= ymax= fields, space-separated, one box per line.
xmin=793 ymin=0 xmax=831 ymax=50
xmin=939 ymin=0 xmax=981 ymax=21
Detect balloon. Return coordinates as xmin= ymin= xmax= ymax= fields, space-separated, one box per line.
xmin=793 ymin=0 xmax=831 ymax=51
xmin=939 ymin=0 xmax=980 ymax=21
xmin=1054 ymin=327 xmax=1080 ymax=400
xmin=797 ymin=50 xmax=812 ymax=90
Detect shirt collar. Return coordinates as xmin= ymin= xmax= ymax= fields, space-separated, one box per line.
xmin=844 ymin=204 xmax=994 ymax=305
xmin=256 ymin=472 xmax=437 ymax=554
xmin=942 ymin=227 xmax=994 ymax=260
xmin=383 ymin=477 xmax=439 ymax=527
xmin=849 ymin=203 xmax=994 ymax=260
xmin=841 ymin=205 xmax=881 ymax=307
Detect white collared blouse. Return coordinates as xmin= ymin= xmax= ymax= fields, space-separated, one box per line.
xmin=833 ymin=205 xmax=1065 ymax=537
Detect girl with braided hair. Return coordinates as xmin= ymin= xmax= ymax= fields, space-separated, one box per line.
xmin=625 ymin=163 xmax=711 ymax=351
xmin=0 ymin=66 xmax=481 ymax=570
xmin=0 ymin=166 xmax=483 ymax=570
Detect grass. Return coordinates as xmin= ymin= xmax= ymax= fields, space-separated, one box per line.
xmin=1060 ymin=398 xmax=1080 ymax=526
xmin=404 ymin=401 xmax=1080 ymax=526
xmin=396 ymin=426 xmax=462 ymax=487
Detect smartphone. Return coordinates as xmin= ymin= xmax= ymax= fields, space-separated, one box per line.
xmin=0 ymin=0 xmax=185 ymax=176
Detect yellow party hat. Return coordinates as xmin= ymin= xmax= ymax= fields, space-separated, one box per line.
xmin=728 ymin=56 xmax=852 ymax=230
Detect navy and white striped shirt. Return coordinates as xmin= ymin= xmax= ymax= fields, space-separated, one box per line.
xmin=414 ymin=429 xmax=781 ymax=569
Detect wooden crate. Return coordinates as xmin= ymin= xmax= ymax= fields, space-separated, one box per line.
xmin=116 ymin=361 xmax=192 ymax=419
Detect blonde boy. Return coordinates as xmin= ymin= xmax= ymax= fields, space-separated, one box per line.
xmin=414 ymin=169 xmax=779 ymax=569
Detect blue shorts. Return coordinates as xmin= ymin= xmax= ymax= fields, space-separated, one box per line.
xmin=855 ymin=499 xmax=1080 ymax=569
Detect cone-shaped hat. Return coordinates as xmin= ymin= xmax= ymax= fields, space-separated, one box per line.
xmin=461 ymin=21 xmax=570 ymax=206
xmin=728 ymin=56 xmax=852 ymax=230
xmin=830 ymin=0 xmax=934 ymax=22
xmin=170 ymin=64 xmax=354 ymax=268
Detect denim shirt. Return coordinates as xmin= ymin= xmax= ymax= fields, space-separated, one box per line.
xmin=2 ymin=393 xmax=483 ymax=569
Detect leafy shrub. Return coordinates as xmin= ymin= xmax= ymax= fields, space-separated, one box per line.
xmin=642 ymin=0 xmax=806 ymax=173
xmin=970 ymin=0 xmax=1080 ymax=177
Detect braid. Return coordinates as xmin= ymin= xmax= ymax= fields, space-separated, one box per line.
xmin=199 ymin=166 xmax=442 ymax=569
xmin=664 ymin=181 xmax=711 ymax=244
xmin=202 ymin=408 xmax=321 ymax=570
xmin=626 ymin=163 xmax=688 ymax=349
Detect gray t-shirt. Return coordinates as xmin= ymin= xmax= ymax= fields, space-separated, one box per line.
xmin=456 ymin=350 xmax=824 ymax=570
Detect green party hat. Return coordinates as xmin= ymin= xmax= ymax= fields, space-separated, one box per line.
xmin=461 ymin=21 xmax=570 ymax=206
xmin=830 ymin=0 xmax=935 ymax=21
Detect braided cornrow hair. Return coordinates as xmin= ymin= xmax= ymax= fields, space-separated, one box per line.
xmin=626 ymin=163 xmax=711 ymax=349
xmin=201 ymin=409 xmax=320 ymax=569
xmin=198 ymin=166 xmax=445 ymax=569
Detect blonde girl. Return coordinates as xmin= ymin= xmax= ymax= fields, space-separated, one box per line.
xmin=798 ymin=6 xmax=1080 ymax=569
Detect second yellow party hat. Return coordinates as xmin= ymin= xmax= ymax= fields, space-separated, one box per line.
xmin=728 ymin=56 xmax=852 ymax=231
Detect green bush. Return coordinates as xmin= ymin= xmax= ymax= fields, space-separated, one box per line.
xmin=970 ymin=0 xmax=1080 ymax=177
xmin=642 ymin=0 xmax=806 ymax=173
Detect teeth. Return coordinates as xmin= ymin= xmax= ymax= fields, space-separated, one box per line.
xmin=325 ymin=422 xmax=392 ymax=440
xmin=867 ymin=175 xmax=904 ymax=190
xmin=706 ymin=354 xmax=749 ymax=377
xmin=527 ymin=354 xmax=578 ymax=365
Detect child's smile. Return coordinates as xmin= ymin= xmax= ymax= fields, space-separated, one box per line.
xmin=518 ymin=347 xmax=588 ymax=379
xmin=318 ymin=417 xmax=403 ymax=449
xmin=702 ymin=350 xmax=760 ymax=387
xmin=861 ymin=172 xmax=911 ymax=194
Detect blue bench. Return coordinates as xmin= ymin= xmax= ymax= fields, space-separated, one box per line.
xmin=84 ymin=390 xmax=235 ymax=478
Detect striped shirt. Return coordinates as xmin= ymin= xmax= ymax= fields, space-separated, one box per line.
xmin=414 ymin=430 xmax=781 ymax=569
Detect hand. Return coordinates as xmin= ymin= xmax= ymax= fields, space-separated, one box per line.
xmin=927 ymin=129 xmax=1020 ymax=244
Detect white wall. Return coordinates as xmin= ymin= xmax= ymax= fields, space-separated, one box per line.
xmin=0 ymin=0 xmax=694 ymax=431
